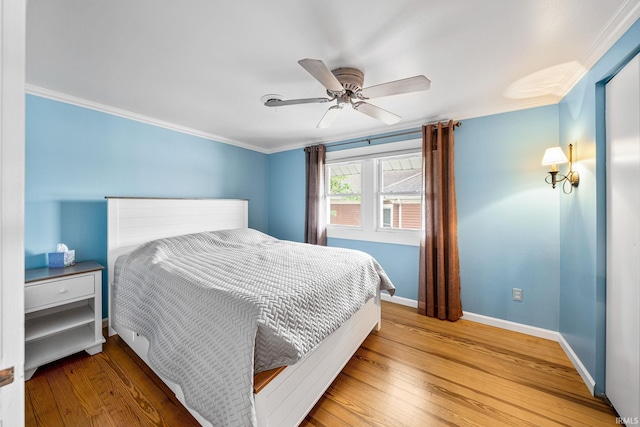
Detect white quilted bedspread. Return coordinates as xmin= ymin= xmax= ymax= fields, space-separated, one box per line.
xmin=114 ymin=228 xmax=395 ymax=426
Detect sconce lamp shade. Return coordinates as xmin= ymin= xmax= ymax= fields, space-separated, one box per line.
xmin=541 ymin=147 xmax=569 ymax=167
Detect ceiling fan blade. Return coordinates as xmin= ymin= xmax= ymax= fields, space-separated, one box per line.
xmin=317 ymin=105 xmax=343 ymax=128
xmin=359 ymin=75 xmax=431 ymax=99
xmin=298 ymin=58 xmax=345 ymax=94
xmin=353 ymin=102 xmax=401 ymax=125
xmin=264 ymin=97 xmax=332 ymax=107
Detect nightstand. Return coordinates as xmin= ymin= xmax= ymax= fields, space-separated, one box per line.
xmin=24 ymin=261 xmax=106 ymax=380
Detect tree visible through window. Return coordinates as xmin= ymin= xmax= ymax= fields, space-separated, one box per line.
xmin=326 ymin=163 xmax=362 ymax=226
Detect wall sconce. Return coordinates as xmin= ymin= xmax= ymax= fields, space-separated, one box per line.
xmin=542 ymin=143 xmax=580 ymax=194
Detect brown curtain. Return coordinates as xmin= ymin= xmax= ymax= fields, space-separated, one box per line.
xmin=304 ymin=144 xmax=327 ymax=245
xmin=418 ymin=121 xmax=462 ymax=321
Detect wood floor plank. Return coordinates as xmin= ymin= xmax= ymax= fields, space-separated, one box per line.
xmin=306 ymin=389 xmax=396 ymax=427
xmin=25 ymin=301 xmax=619 ymax=426
xmin=108 ymin=334 xmax=201 ymax=426
xmin=377 ymin=315 xmax=589 ymax=399
xmin=44 ymin=361 xmax=93 ymax=426
xmin=339 ymin=363 xmax=517 ymax=427
xmin=99 ymin=335 xmax=200 ymax=426
xmin=384 ymin=305 xmax=568 ymax=364
xmin=303 ymin=404 xmax=348 ymax=427
xmin=89 ymin=350 xmax=166 ymax=427
xmin=24 ymin=387 xmax=38 ymax=427
xmin=109 ymin=332 xmax=201 ymax=425
xmin=61 ymin=355 xmax=127 ymax=426
xmin=25 ymin=371 xmax=65 ymax=427
xmin=350 ymin=346 xmax=556 ymax=427
xmin=367 ymin=303 xmax=617 ymax=426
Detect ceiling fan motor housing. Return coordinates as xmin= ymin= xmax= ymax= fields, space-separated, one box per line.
xmin=330 ymin=67 xmax=364 ymax=94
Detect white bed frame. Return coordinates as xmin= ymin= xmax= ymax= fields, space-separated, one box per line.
xmin=106 ymin=197 xmax=381 ymax=426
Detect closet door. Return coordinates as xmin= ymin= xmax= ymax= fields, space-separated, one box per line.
xmin=605 ymin=53 xmax=640 ymax=422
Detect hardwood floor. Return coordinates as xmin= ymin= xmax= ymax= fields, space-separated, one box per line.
xmin=26 ymin=301 xmax=618 ymax=426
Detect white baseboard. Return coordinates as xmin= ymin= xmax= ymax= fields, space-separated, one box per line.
xmin=460 ymin=311 xmax=560 ymax=342
xmin=381 ymin=296 xmax=594 ymax=395
xmin=381 ymin=293 xmax=417 ymax=308
xmin=557 ymin=333 xmax=596 ymax=395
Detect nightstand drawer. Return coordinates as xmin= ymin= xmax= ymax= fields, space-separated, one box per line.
xmin=25 ymin=274 xmax=95 ymax=310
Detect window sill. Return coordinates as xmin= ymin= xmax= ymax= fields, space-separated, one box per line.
xmin=327 ymin=227 xmax=420 ymax=246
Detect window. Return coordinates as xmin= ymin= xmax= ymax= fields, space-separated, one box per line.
xmin=324 ymin=139 xmax=422 ymax=246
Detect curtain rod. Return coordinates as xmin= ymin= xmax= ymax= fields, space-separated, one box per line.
xmin=321 ymin=120 xmax=461 ymax=150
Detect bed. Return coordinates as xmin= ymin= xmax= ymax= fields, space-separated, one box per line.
xmin=106 ymin=197 xmax=394 ymax=426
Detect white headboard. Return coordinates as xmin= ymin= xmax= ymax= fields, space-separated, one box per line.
xmin=106 ymin=197 xmax=249 ymax=334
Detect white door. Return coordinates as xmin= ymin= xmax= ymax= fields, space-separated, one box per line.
xmin=0 ymin=1 xmax=26 ymax=426
xmin=605 ymin=53 xmax=640 ymax=422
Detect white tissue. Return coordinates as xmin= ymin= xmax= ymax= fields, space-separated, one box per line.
xmin=55 ymin=243 xmax=75 ymax=266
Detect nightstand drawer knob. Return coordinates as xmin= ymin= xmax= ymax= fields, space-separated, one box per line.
xmin=58 ymin=288 xmax=67 ymax=294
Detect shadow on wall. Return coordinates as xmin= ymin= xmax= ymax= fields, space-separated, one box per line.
xmin=25 ymin=199 xmax=109 ymax=315
xmin=60 ymin=200 xmax=108 ymax=266
xmin=25 ymin=199 xmax=108 ymax=281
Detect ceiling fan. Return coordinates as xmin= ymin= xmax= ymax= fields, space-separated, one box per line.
xmin=263 ymin=58 xmax=431 ymax=128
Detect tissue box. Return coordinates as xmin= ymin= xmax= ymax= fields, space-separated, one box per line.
xmin=47 ymin=252 xmax=65 ymax=268
xmin=64 ymin=249 xmax=75 ymax=267
xmin=47 ymin=250 xmax=75 ymax=268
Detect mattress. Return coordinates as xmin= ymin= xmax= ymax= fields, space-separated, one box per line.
xmin=113 ymin=228 xmax=394 ymax=426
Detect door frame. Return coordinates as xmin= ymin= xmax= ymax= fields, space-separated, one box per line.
xmin=0 ymin=0 xmax=26 ymax=425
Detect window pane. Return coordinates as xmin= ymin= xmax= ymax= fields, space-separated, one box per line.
xmin=381 ymin=156 xmax=421 ymax=193
xmin=327 ymin=162 xmax=361 ymax=226
xmin=327 ymin=163 xmax=361 ymax=195
xmin=380 ymin=195 xmax=421 ymax=230
xmin=329 ymin=196 xmax=361 ymax=226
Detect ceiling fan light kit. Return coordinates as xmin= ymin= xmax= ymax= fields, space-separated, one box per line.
xmin=317 ymin=105 xmax=344 ymax=129
xmin=264 ymin=58 xmax=431 ymax=128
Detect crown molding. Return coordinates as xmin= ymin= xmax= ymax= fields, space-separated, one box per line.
xmin=553 ymin=0 xmax=640 ymax=97
xmin=24 ymin=84 xmax=270 ymax=154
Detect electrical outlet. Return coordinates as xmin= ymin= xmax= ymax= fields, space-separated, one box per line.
xmin=512 ymin=288 xmax=523 ymax=302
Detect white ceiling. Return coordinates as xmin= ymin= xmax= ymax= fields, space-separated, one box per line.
xmin=26 ymin=0 xmax=640 ymax=153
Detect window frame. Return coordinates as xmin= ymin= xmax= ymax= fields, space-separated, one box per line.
xmin=325 ymin=139 xmax=422 ymax=246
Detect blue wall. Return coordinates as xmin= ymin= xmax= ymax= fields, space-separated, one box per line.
xmin=558 ymin=18 xmax=640 ymax=395
xmin=268 ymin=148 xmax=306 ymax=242
xmin=25 ymin=95 xmax=269 ymax=314
xmin=456 ymin=106 xmax=561 ymax=330
xmin=268 ymin=105 xmax=561 ymax=329
xmin=328 ymin=238 xmax=419 ymax=301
